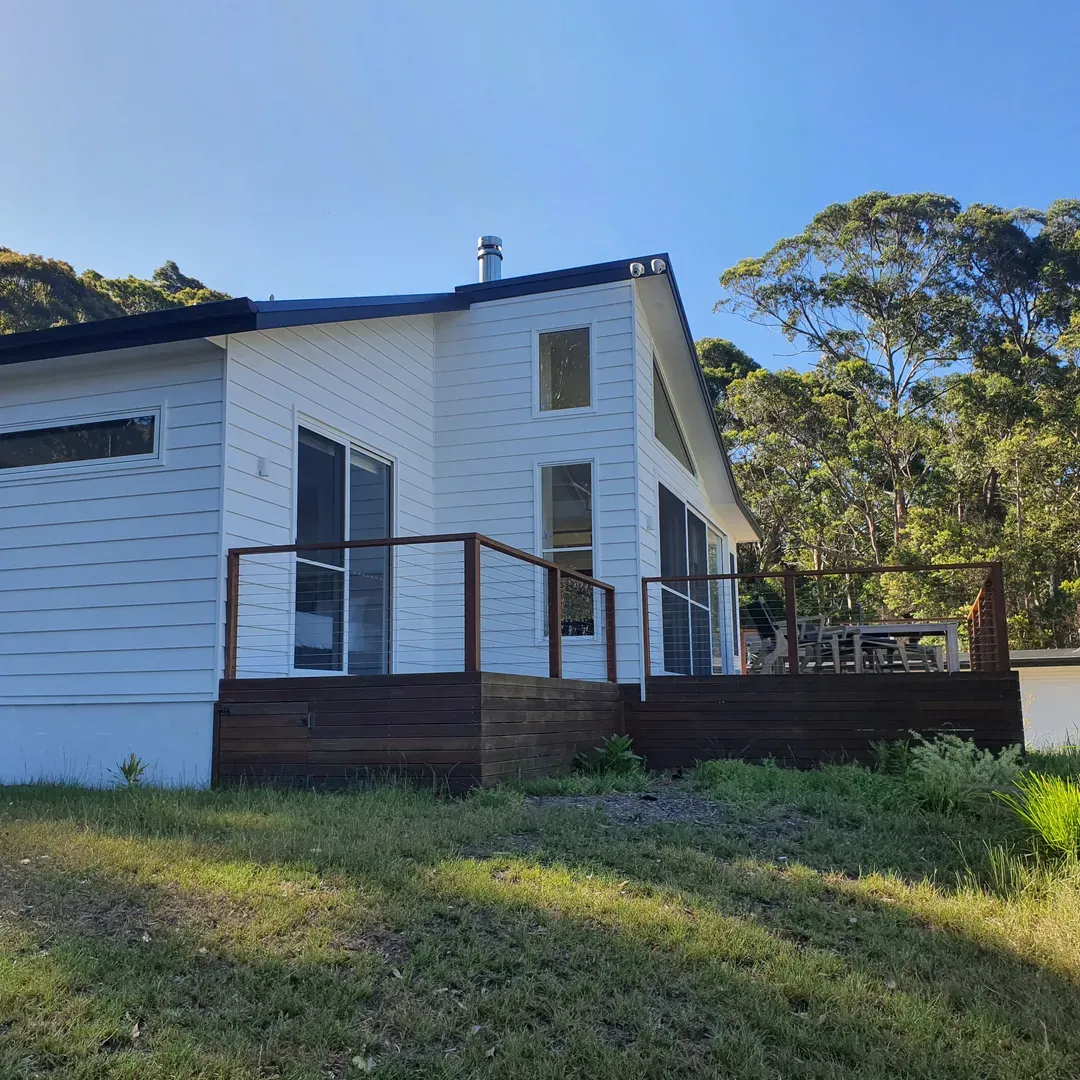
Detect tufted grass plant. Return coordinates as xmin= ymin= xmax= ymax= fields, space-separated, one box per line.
xmin=999 ymin=772 xmax=1080 ymax=861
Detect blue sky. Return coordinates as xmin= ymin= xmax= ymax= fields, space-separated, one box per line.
xmin=2 ymin=0 xmax=1078 ymax=367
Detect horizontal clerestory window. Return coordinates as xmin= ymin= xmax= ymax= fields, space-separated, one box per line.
xmin=0 ymin=413 xmax=158 ymax=472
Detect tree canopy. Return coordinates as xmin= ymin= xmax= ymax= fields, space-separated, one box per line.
xmin=0 ymin=248 xmax=228 ymax=334
xmin=712 ymin=191 xmax=1080 ymax=648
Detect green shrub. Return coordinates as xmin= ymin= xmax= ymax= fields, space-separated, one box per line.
xmin=1027 ymin=733 xmax=1080 ymax=780
xmin=998 ymin=772 xmax=1080 ymax=860
xmin=575 ymin=734 xmax=643 ymax=776
xmin=905 ymin=733 xmax=1021 ymax=815
xmin=871 ymin=738 xmax=911 ymax=776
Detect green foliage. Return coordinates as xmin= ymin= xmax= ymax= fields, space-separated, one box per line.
xmin=0 ymin=247 xmax=124 ymax=332
xmin=1027 ymin=734 xmax=1080 ymax=780
xmin=574 ymin=733 xmax=643 ymax=776
xmin=515 ymin=771 xmax=653 ymax=795
xmin=999 ymin=772 xmax=1080 ymax=860
xmin=110 ymin=752 xmax=148 ymax=789
xmin=870 ymin=738 xmax=911 ymax=776
xmin=695 ymin=337 xmax=760 ymax=408
xmin=0 ymin=247 xmax=228 ymax=334
xmin=712 ymin=191 xmax=1080 ymax=647
xmin=905 ymin=733 xmax=1021 ymax=815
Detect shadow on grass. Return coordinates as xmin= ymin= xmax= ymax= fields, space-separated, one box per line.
xmin=0 ymin=785 xmax=1078 ymax=1078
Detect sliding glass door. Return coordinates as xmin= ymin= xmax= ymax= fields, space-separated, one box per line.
xmin=658 ymin=484 xmax=731 ymax=675
xmin=294 ymin=427 xmax=391 ymax=674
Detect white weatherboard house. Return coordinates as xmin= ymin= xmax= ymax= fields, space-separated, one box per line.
xmin=0 ymin=240 xmax=757 ymax=785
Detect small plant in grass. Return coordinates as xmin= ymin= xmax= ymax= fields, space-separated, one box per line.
xmin=575 ymin=734 xmax=643 ymax=776
xmin=111 ymin=753 xmax=148 ymax=790
xmin=998 ymin=772 xmax=1080 ymax=861
xmin=871 ymin=738 xmax=911 ymax=776
xmin=905 ymin=733 xmax=1021 ymax=815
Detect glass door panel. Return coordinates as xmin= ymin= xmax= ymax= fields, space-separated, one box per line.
xmin=294 ymin=562 xmax=344 ymax=670
xmin=296 ymin=428 xmax=345 ymax=565
xmin=686 ymin=510 xmax=712 ymax=675
xmin=347 ymin=449 xmax=391 ymax=675
xmin=295 ymin=428 xmax=346 ymax=671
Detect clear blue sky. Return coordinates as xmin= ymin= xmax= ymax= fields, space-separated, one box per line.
xmin=3 ymin=0 xmax=1078 ymax=366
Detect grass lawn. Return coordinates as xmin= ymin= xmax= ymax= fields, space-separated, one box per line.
xmin=1 ymin=758 xmax=1079 ymax=1079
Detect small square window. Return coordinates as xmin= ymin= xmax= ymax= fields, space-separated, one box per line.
xmin=539 ymin=328 xmax=590 ymax=411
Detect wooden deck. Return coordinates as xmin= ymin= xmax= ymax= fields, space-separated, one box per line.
xmin=624 ymin=672 xmax=1024 ymax=769
xmin=215 ymin=670 xmax=1025 ymax=790
xmin=214 ymin=672 xmax=623 ymax=792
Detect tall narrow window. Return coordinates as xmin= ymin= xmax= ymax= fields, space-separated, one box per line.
xmin=653 ymin=362 xmax=694 ymax=473
xmin=347 ymin=449 xmax=392 ymax=675
xmin=539 ymin=328 xmax=591 ymax=411
xmin=294 ymin=428 xmax=346 ymax=670
xmin=540 ymin=462 xmax=594 ymax=635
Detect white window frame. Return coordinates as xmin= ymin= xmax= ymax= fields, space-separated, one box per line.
xmin=652 ymin=357 xmax=696 ymax=477
xmin=0 ymin=406 xmax=164 ymax=484
xmin=532 ymin=323 xmax=598 ymax=419
xmin=288 ymin=415 xmax=397 ymax=678
xmin=656 ymin=484 xmax=735 ymax=675
xmin=534 ymin=455 xmax=598 ymax=642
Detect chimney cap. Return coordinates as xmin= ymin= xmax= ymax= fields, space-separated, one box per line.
xmin=477 ymin=235 xmax=503 ymax=282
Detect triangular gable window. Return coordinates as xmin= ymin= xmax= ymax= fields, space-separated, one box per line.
xmin=653 ymin=361 xmax=694 ymax=473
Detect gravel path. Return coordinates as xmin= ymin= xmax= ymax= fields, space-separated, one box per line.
xmin=525 ymin=791 xmax=725 ymax=826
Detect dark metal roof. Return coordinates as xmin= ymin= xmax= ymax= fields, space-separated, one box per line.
xmin=0 ymin=256 xmax=672 ymax=368
xmin=0 ymin=251 xmax=759 ymax=537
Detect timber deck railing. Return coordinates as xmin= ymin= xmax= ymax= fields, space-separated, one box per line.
xmin=224 ymin=533 xmax=617 ymax=683
xmin=642 ymin=561 xmax=1010 ymax=678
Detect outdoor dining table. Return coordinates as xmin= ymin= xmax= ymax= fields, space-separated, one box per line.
xmin=840 ymin=621 xmax=961 ymax=673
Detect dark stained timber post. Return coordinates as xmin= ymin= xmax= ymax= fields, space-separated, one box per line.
xmin=224 ymin=550 xmax=239 ymax=681
xmin=990 ymin=561 xmax=1010 ymax=671
xmin=547 ymin=566 xmax=563 ymax=678
xmin=604 ymin=586 xmax=618 ymax=682
xmin=464 ymin=537 xmax=482 ymax=672
xmin=784 ymin=572 xmax=800 ymax=675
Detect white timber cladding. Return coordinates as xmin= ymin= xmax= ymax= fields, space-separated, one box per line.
xmin=1018 ymin=666 xmax=1080 ymax=747
xmin=433 ymin=281 xmax=638 ymax=680
xmin=633 ymin=285 xmax=742 ymax=673
xmin=222 ymin=316 xmax=439 ymax=676
xmin=0 ymin=341 xmax=225 ymax=785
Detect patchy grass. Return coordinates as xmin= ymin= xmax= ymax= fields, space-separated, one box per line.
xmin=0 ymin=767 xmax=1078 ymax=1079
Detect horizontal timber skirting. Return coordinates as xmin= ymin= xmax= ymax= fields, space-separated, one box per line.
xmin=214 ymin=672 xmax=624 ymax=792
xmin=623 ymin=672 xmax=1024 ymax=769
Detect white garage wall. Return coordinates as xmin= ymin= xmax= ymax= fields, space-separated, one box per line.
xmin=0 ymin=341 xmax=226 ymax=785
xmin=1018 ymin=666 xmax=1080 ymax=747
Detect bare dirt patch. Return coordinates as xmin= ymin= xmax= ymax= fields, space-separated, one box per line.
xmin=330 ymin=927 xmax=409 ymax=966
xmin=525 ymin=792 xmax=727 ymax=826
xmin=0 ymin=863 xmax=159 ymax=946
